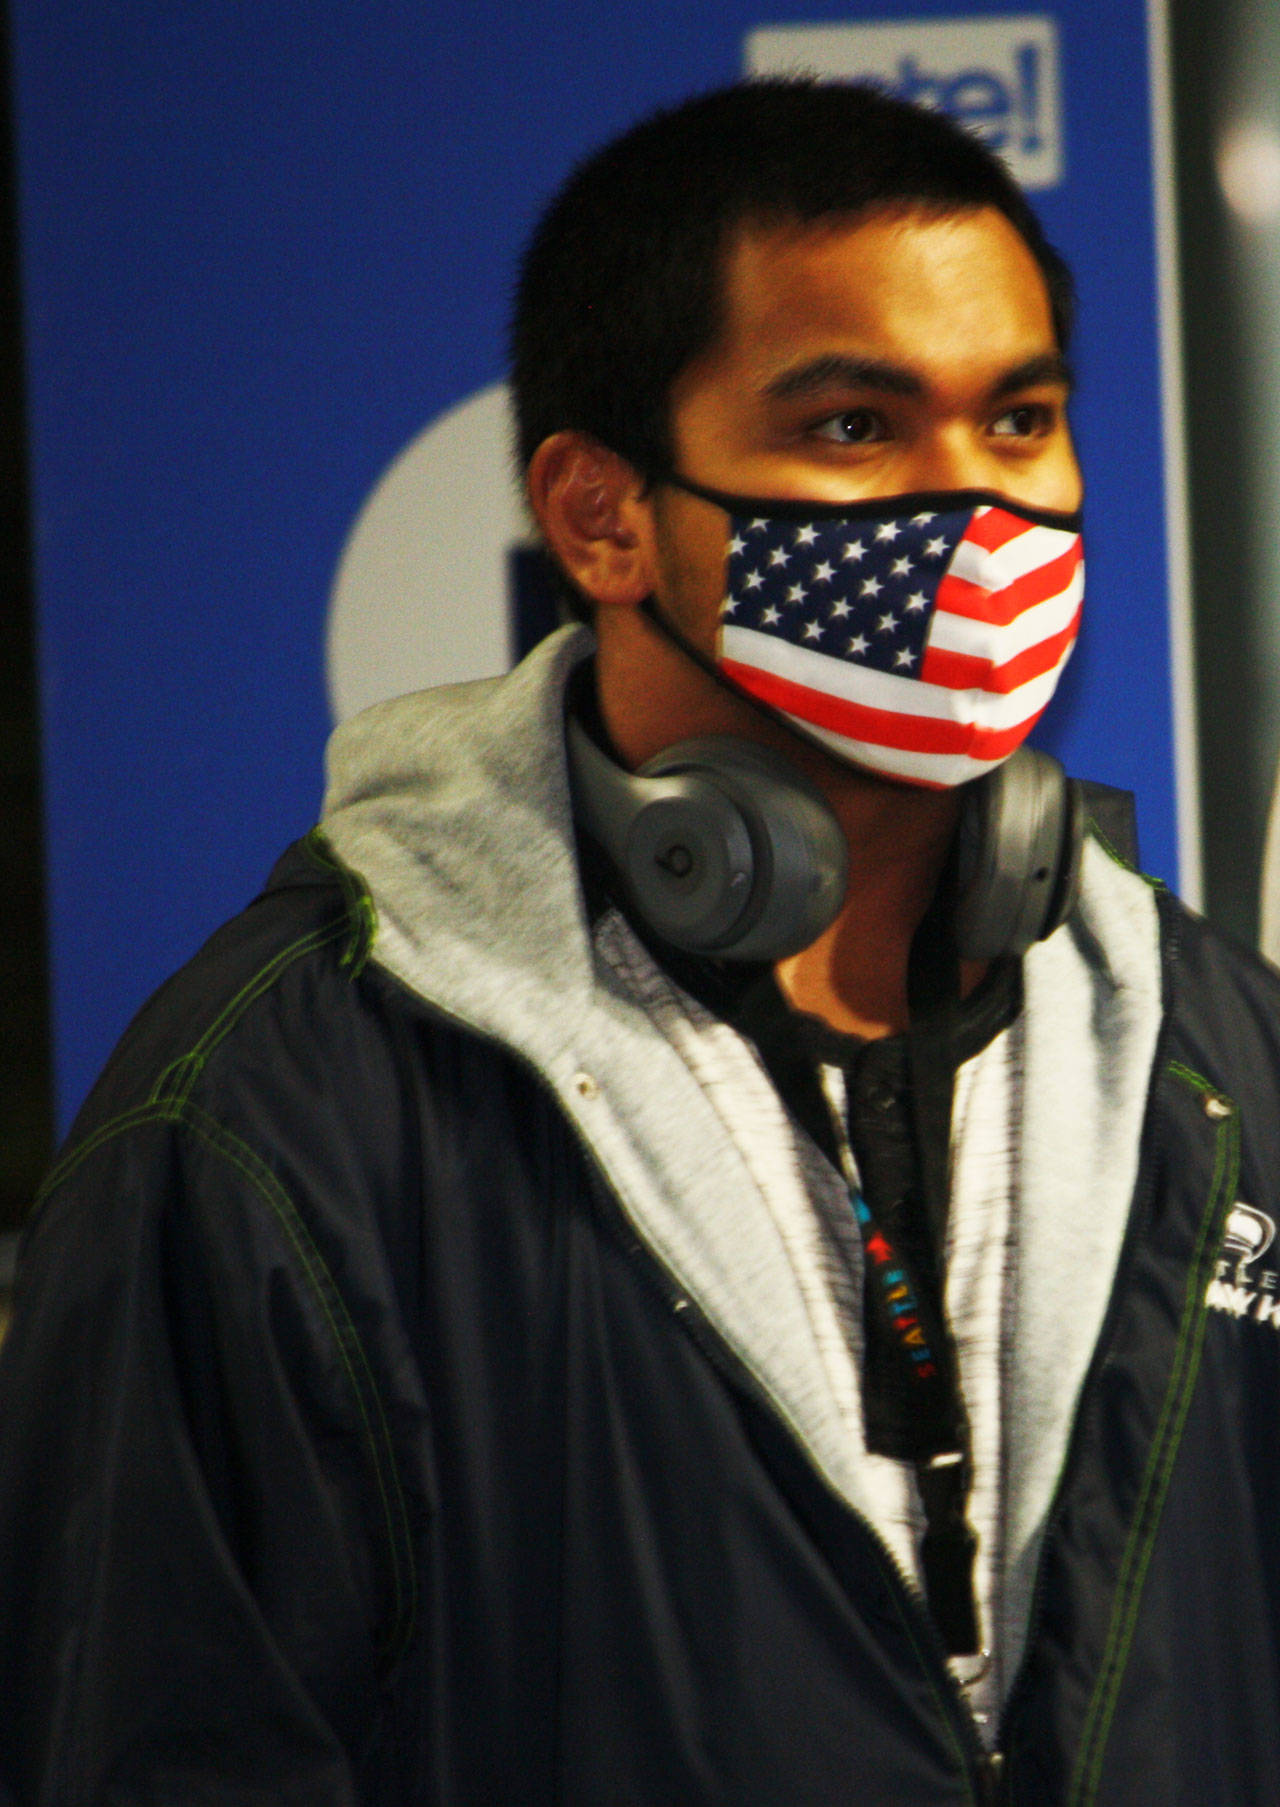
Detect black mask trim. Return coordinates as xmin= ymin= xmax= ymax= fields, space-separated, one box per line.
xmin=665 ymin=472 xmax=1083 ymax=535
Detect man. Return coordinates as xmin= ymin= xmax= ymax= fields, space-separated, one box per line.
xmin=3 ymin=80 xmax=1280 ymax=1806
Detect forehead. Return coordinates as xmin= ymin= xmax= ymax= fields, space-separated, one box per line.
xmin=701 ymin=205 xmax=1056 ymax=383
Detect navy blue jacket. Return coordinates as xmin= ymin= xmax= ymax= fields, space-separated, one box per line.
xmin=2 ymin=832 xmax=1280 ymax=1805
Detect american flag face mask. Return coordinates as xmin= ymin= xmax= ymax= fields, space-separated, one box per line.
xmin=669 ymin=477 xmax=1084 ymax=791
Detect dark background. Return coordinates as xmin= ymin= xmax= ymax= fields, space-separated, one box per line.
xmin=3 ymin=1 xmax=51 ymax=1236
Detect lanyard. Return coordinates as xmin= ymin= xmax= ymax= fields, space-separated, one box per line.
xmin=819 ymin=1064 xmax=982 ymax=1658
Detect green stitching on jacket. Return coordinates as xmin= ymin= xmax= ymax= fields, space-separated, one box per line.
xmin=1086 ymin=820 xmax=1134 ymax=873
xmin=34 ymin=1099 xmax=417 ymax=1661
xmin=176 ymin=1102 xmax=417 ymax=1657
xmin=1086 ymin=819 xmax=1164 ymax=891
xmin=1066 ymin=1061 xmax=1239 ymax=1804
xmin=1166 ymin=1059 xmax=1223 ymax=1098
xmin=140 ymin=838 xmax=375 ymax=1110
xmin=43 ymin=863 xmax=371 ymax=1200
xmin=869 ymin=1550 xmax=981 ymax=1804
xmin=35 ymin=859 xmax=411 ymax=1658
xmin=304 ymin=828 xmax=376 ymax=973
xmin=147 ymin=919 xmax=351 ymax=1111
xmin=37 ymin=1101 xmax=182 ymax=1205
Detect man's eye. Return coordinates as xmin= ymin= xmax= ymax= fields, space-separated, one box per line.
xmin=811 ymin=408 xmax=886 ymax=445
xmin=991 ymin=403 xmax=1053 ymax=438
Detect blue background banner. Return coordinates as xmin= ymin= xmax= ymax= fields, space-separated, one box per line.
xmin=10 ymin=1 xmax=1188 ymax=1127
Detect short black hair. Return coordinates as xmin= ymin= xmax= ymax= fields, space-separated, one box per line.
xmin=510 ymin=79 xmax=1074 ymax=482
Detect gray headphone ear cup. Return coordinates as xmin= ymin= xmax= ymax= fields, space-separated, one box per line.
xmin=567 ymin=720 xmax=758 ymax=951
xmin=566 ymin=719 xmax=847 ymax=961
xmin=954 ymin=747 xmax=1082 ymax=960
xmin=617 ymin=773 xmax=759 ymax=950
xmin=639 ymin=738 xmax=848 ymax=960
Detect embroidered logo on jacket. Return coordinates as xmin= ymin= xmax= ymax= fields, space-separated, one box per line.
xmin=1206 ymin=1203 xmax=1280 ymax=1325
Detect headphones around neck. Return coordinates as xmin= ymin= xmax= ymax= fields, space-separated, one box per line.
xmin=567 ymin=717 xmax=1084 ymax=964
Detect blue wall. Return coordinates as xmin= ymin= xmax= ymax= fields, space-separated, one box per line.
xmin=10 ymin=1 xmax=1185 ymax=1126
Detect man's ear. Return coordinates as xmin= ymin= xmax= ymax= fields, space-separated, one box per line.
xmin=526 ymin=433 xmax=656 ymax=610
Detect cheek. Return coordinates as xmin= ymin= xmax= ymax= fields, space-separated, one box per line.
xmin=653 ymin=512 xmax=730 ymax=655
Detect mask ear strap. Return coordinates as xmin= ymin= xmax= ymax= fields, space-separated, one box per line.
xmin=638 ymin=590 xmax=752 ymax=698
xmin=662 ymin=472 xmax=741 ymax=513
xmin=639 ymin=594 xmax=820 ymax=749
xmin=638 ymin=593 xmax=716 ymax=675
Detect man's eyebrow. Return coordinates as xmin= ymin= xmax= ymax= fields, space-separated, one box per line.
xmin=990 ymin=352 xmax=1075 ymax=398
xmin=762 ymin=350 xmax=1075 ymax=404
xmin=763 ymin=355 xmax=924 ymax=400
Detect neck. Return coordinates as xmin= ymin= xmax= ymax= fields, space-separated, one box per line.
xmin=594 ymin=605 xmax=972 ymax=1037
xmin=775 ymin=782 xmax=963 ymax=1038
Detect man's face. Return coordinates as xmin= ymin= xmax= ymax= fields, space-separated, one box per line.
xmin=649 ymin=204 xmax=1081 ymax=661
